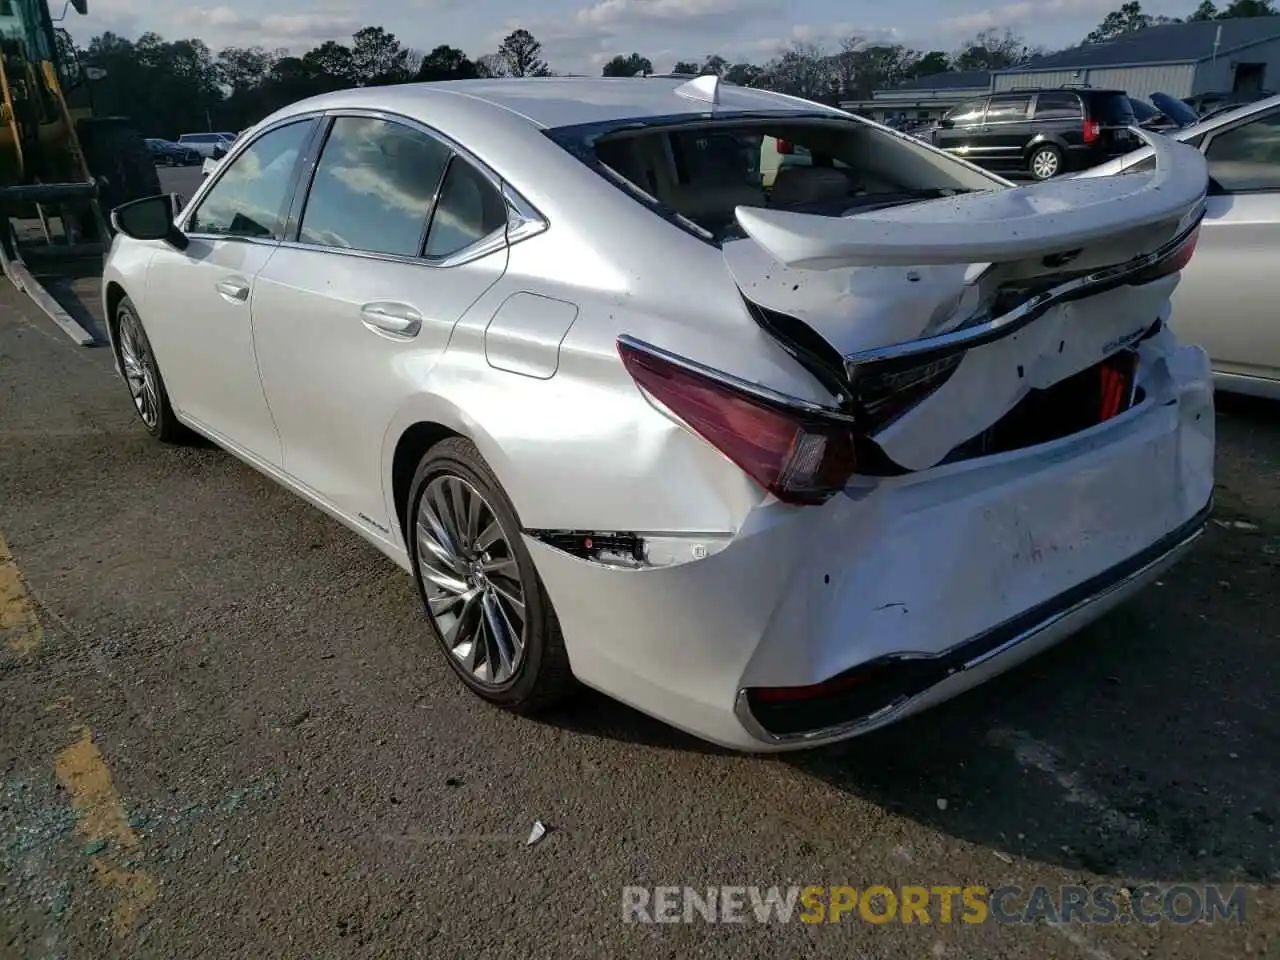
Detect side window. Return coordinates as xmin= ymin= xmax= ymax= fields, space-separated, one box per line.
xmin=423 ymin=157 xmax=508 ymax=259
xmin=985 ymin=96 xmax=1031 ymax=122
xmin=1204 ymin=110 xmax=1280 ymax=192
xmin=299 ymin=116 xmax=452 ymax=256
xmin=1034 ymin=93 xmax=1082 ymax=120
xmin=189 ymin=120 xmax=313 ymax=239
xmin=945 ymin=99 xmax=986 ymax=125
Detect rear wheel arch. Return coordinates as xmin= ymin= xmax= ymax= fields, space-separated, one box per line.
xmin=392 ymin=422 xmax=462 ymax=543
xmin=105 ymin=280 xmax=129 ymax=346
xmin=1023 ymin=133 xmax=1068 ymax=157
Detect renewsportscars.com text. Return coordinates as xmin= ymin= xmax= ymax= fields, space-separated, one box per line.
xmin=621 ymin=884 xmax=1247 ymax=925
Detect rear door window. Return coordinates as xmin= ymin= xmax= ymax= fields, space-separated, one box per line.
xmin=1033 ymin=93 xmax=1082 ymax=120
xmin=1092 ymin=93 xmax=1137 ymax=126
xmin=423 ymin=157 xmax=509 ymax=259
xmin=985 ymin=96 xmax=1031 ymax=122
xmin=945 ymin=99 xmax=987 ymax=125
xmin=1204 ymin=108 xmax=1280 ymax=192
xmin=299 ymin=116 xmax=452 ymax=257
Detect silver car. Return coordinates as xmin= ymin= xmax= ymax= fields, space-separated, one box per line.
xmin=1081 ymin=93 xmax=1280 ymax=399
xmin=102 ymin=77 xmax=1215 ymax=751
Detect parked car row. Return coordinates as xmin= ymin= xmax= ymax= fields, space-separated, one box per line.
xmin=103 ymin=76 xmax=1221 ymax=752
xmin=145 ymin=139 xmax=200 ymax=167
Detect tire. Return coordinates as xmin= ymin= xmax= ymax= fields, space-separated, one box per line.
xmin=76 ymin=118 xmax=163 ymax=235
xmin=407 ymin=437 xmax=574 ymax=712
xmin=1028 ymin=144 xmax=1063 ymax=181
xmin=113 ymin=296 xmax=187 ymax=444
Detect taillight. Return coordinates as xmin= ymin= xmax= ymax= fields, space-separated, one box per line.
xmin=1130 ymin=224 xmax=1200 ymax=285
xmin=848 ymin=354 xmax=964 ymax=430
xmin=1083 ymin=119 xmax=1101 ymax=144
xmin=617 ymin=339 xmax=857 ymax=505
xmin=775 ymin=138 xmax=794 ymax=155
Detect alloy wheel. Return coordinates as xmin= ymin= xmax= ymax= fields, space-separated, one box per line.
xmin=117 ymin=311 xmax=161 ymax=428
xmin=1032 ymin=149 xmax=1060 ymax=180
xmin=414 ymin=474 xmax=527 ymax=687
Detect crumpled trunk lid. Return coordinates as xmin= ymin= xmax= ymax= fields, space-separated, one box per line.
xmin=723 ymin=130 xmax=1209 ymax=471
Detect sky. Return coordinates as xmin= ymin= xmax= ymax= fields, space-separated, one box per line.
xmin=68 ymin=0 xmax=1205 ymax=75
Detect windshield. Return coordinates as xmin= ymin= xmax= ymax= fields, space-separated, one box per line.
xmin=554 ymin=115 xmax=994 ymax=244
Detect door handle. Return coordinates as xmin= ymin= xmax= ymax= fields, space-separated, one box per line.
xmin=215 ymin=278 xmax=250 ymax=303
xmin=360 ymin=302 xmax=422 ymax=338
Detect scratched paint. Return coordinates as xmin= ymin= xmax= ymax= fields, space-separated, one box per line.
xmin=53 ymin=725 xmax=157 ymax=941
xmin=0 ymin=529 xmax=43 ymax=657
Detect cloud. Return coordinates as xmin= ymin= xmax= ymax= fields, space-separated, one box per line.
xmin=937 ymin=0 xmax=1117 ymax=37
xmin=170 ymin=8 xmax=361 ymax=49
xmin=573 ymin=0 xmax=760 ymax=29
xmin=731 ymin=23 xmax=902 ymax=60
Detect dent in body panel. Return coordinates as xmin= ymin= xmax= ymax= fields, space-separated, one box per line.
xmin=483 ymin=292 xmax=579 ymax=379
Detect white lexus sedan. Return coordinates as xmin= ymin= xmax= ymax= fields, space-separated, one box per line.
xmin=102 ymin=77 xmax=1215 ymax=751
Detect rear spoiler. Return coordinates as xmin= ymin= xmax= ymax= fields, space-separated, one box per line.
xmin=733 ymin=128 xmax=1208 ymax=270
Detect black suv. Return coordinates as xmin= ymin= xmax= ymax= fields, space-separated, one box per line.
xmin=930 ymin=88 xmax=1139 ymax=180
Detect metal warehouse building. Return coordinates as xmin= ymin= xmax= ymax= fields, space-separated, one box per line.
xmin=841 ymin=71 xmax=991 ymax=122
xmin=991 ymin=16 xmax=1280 ymax=101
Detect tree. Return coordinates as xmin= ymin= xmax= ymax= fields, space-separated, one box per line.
xmin=724 ymin=62 xmax=764 ymax=86
xmin=416 ymin=45 xmax=480 ymax=82
xmin=911 ymin=51 xmax=951 ymax=78
xmin=351 ymin=26 xmax=411 ymax=85
xmin=1085 ymin=1 xmax=1152 ymax=42
xmin=476 ymin=53 xmax=508 ymax=77
xmin=497 ymin=29 xmax=549 ymax=77
xmin=952 ymin=29 xmax=1039 ymax=71
xmin=1189 ymin=0 xmax=1218 ymax=16
xmin=758 ymin=43 xmax=834 ymax=100
xmin=1215 ymin=0 xmax=1277 ymax=14
xmin=602 ymin=53 xmax=652 ymax=77
xmin=672 ymin=60 xmax=700 ymax=74
xmin=302 ymin=41 xmax=356 ymax=87
xmin=701 ymin=54 xmax=729 ymax=76
xmin=216 ymin=46 xmax=276 ymax=94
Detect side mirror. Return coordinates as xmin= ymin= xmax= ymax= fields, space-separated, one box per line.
xmin=938 ymin=118 xmax=955 ymax=129
xmin=202 ymin=156 xmax=221 ymax=178
xmin=110 ymin=195 xmax=189 ymax=251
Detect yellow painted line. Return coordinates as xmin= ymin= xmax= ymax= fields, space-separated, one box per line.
xmin=54 ymin=724 xmax=157 ymax=941
xmin=0 ymin=529 xmax=43 ymax=657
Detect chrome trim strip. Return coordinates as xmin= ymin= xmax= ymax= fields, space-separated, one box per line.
xmin=733 ymin=512 xmax=1208 ymax=747
xmin=616 ymin=333 xmax=858 ymax=421
xmin=841 ymin=215 xmax=1205 ymax=372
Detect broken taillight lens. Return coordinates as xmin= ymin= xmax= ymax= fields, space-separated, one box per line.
xmin=1129 ymin=224 xmax=1200 ymax=285
xmin=617 ymin=340 xmax=857 ymax=505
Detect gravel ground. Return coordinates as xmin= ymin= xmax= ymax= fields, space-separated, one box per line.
xmin=0 ymin=264 xmax=1276 ymax=959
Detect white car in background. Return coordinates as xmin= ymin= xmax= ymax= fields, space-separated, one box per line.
xmin=178 ymin=132 xmax=236 ymax=159
xmin=1081 ymin=92 xmax=1280 ymax=399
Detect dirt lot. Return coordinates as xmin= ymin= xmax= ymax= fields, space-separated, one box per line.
xmin=0 ymin=270 xmax=1277 ymax=958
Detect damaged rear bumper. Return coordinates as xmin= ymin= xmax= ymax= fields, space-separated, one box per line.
xmin=733 ymin=497 xmax=1210 ymax=747
xmin=524 ymin=332 xmax=1215 ymax=752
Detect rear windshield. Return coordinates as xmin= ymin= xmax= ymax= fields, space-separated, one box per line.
xmin=1091 ymin=92 xmax=1137 ymax=125
xmin=551 ymin=116 xmax=994 ymax=244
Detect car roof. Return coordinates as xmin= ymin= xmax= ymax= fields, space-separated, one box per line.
xmin=269 ymin=77 xmax=844 ymax=131
xmin=993 ymin=87 xmax=1126 ymax=96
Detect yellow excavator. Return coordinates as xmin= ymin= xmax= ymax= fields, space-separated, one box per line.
xmin=0 ymin=0 xmax=159 ymax=343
